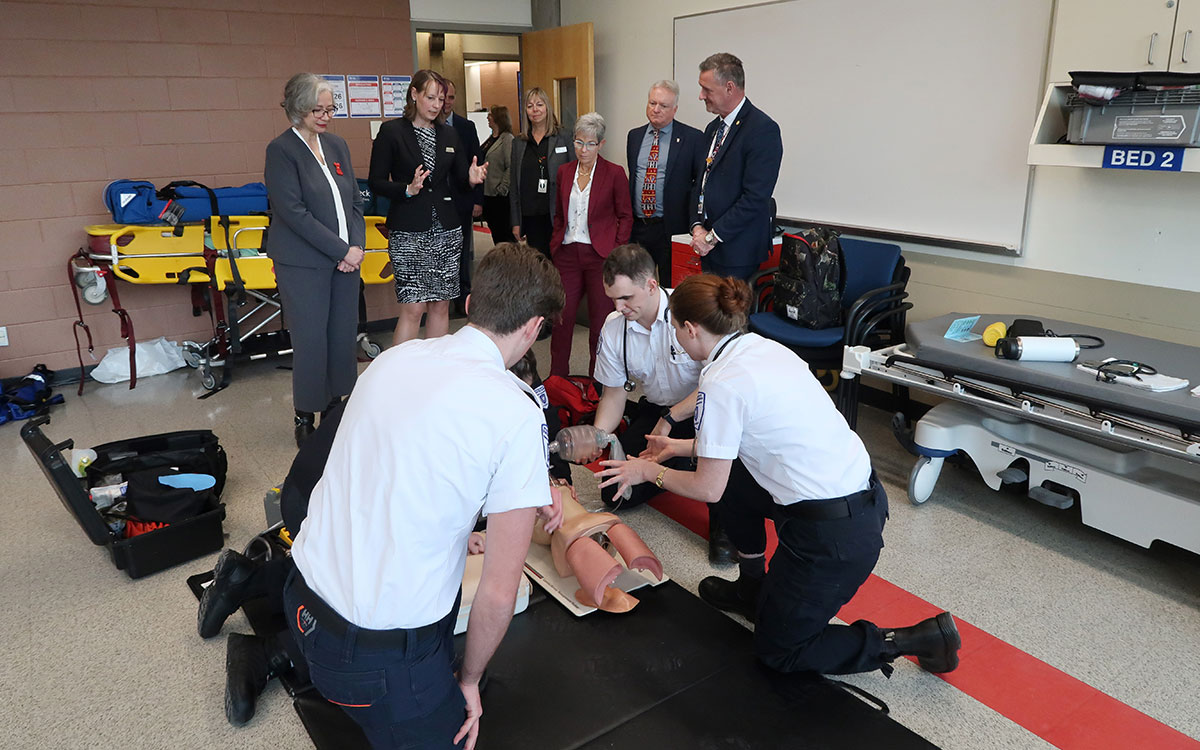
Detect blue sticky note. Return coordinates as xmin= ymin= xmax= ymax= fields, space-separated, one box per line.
xmin=944 ymin=315 xmax=982 ymax=343
xmin=159 ymin=473 xmax=216 ymax=492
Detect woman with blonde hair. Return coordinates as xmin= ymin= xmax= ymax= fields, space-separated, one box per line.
xmin=509 ymin=87 xmax=574 ymax=257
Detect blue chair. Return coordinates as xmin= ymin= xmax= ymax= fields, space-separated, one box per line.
xmin=748 ymin=237 xmax=912 ymax=428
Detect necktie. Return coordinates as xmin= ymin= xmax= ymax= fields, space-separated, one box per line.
xmin=708 ymin=120 xmax=728 ymax=168
xmin=641 ymin=129 xmax=660 ymax=217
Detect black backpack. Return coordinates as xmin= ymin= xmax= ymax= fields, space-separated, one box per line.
xmin=772 ymin=229 xmax=845 ymax=329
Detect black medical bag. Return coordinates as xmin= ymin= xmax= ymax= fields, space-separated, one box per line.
xmin=772 ymin=229 xmax=845 ymax=329
xmin=21 ymin=416 xmax=227 ymax=579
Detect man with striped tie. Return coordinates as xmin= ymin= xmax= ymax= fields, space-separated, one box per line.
xmin=626 ymin=80 xmax=706 ymax=283
xmin=690 ymin=53 xmax=784 ymax=281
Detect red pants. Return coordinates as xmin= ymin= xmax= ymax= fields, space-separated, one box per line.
xmin=550 ymin=242 xmax=613 ymax=377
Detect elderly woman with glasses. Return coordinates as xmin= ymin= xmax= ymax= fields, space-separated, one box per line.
xmin=548 ymin=112 xmax=633 ymax=377
xmin=264 ymin=72 xmax=366 ymax=447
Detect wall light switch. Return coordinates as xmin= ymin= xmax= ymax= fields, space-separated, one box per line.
xmin=0 ymin=326 xmax=8 ymax=346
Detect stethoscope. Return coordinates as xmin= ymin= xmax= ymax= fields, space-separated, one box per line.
xmin=623 ymin=300 xmax=672 ymax=392
xmin=709 ymin=331 xmax=744 ymax=364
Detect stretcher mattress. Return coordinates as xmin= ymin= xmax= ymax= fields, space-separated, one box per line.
xmin=907 ymin=314 xmax=1200 ymax=435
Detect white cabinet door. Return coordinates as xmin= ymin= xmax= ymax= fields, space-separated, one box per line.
xmin=1170 ymin=0 xmax=1200 ymax=71
xmin=1047 ymin=0 xmax=1179 ymax=83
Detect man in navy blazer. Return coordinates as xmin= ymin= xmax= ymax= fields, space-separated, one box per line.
xmin=443 ymin=81 xmax=484 ymax=302
xmin=626 ymin=80 xmax=705 ymax=283
xmin=689 ymin=53 xmax=783 ymax=281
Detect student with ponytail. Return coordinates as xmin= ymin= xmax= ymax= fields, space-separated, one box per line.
xmin=598 ymin=273 xmax=963 ymax=680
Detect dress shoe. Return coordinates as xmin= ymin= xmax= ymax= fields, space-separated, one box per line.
xmin=707 ymin=522 xmax=738 ymax=566
xmin=698 ymin=575 xmax=760 ymax=622
xmin=294 ymin=412 xmax=316 ymax=448
xmin=225 ymin=633 xmax=289 ymax=726
xmin=883 ymin=611 xmax=962 ymax=673
xmin=198 ymin=549 xmax=257 ymax=639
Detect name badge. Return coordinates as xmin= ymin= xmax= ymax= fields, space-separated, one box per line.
xmin=446 ymin=146 xmax=455 ymax=153
xmin=537 ymin=178 xmax=548 ymax=194
xmin=555 ymin=146 xmax=567 ymax=153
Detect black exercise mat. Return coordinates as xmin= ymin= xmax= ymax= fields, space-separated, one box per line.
xmin=191 ymin=569 xmax=937 ymax=749
xmin=471 ymin=581 xmax=937 ymax=750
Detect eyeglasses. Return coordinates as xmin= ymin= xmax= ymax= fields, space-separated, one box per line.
xmin=1094 ymin=359 xmax=1157 ymax=383
xmin=311 ymin=107 xmax=337 ymax=117
xmin=573 ymin=139 xmax=601 ymax=151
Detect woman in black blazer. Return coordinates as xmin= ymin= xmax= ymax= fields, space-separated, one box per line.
xmin=509 ymin=87 xmax=575 ymax=258
xmin=264 ymin=73 xmax=366 ymax=447
xmin=369 ymin=69 xmax=487 ymax=345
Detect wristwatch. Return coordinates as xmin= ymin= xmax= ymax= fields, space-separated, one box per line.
xmin=654 ymin=468 xmax=668 ymax=488
xmin=704 ymin=229 xmax=717 ymax=245
xmin=660 ymin=407 xmax=678 ymax=427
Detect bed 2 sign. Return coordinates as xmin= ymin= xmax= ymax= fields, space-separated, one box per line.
xmin=1102 ymin=146 xmax=1184 ymax=172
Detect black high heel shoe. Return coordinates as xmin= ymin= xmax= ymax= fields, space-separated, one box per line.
xmin=294 ymin=411 xmax=315 ymax=448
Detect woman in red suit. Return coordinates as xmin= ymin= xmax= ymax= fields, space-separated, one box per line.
xmin=549 ymin=112 xmax=633 ymax=376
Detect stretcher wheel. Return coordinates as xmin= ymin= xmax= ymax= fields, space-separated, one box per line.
xmin=200 ymin=368 xmax=217 ymax=391
xmin=81 ymin=279 xmax=109 ymax=305
xmin=907 ymin=456 xmax=944 ymax=505
xmin=181 ymin=342 xmax=203 ymax=369
xmin=359 ymin=336 xmax=381 ymax=359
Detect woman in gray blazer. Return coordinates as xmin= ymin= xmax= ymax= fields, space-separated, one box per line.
xmin=265 ymin=73 xmax=366 ymax=447
xmin=509 ymin=87 xmax=575 ymax=258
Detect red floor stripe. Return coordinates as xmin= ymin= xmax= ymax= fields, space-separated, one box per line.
xmin=647 ymin=491 xmax=1199 ymax=750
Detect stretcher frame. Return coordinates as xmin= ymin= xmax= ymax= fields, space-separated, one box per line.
xmin=841 ymin=342 xmax=1200 ymax=555
xmin=69 ymin=216 xmax=393 ymax=396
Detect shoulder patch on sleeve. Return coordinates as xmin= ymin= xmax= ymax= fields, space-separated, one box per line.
xmin=694 ymin=391 xmax=707 ymax=430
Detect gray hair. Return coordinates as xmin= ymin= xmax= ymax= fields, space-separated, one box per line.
xmin=281 ymin=73 xmax=334 ymax=126
xmin=699 ymin=53 xmax=745 ymax=90
xmin=574 ymin=111 xmax=606 ymax=142
xmin=649 ymin=79 xmax=680 ymax=105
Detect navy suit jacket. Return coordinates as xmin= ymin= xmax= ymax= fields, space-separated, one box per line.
xmin=626 ymin=119 xmax=705 ymax=235
xmin=447 ymin=113 xmax=483 ymax=219
xmin=690 ymin=98 xmax=783 ymax=268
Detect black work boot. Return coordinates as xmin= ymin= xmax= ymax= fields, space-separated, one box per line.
xmin=883 ymin=612 xmax=962 ymax=673
xmin=294 ymin=411 xmax=316 ymax=448
xmin=225 ymin=634 xmax=290 ymax=726
xmin=707 ymin=506 xmax=737 ymax=565
xmin=698 ymin=575 xmax=760 ymax=622
xmin=198 ymin=549 xmax=258 ymax=639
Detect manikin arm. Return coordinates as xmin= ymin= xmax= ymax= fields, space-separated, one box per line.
xmin=456 ymin=506 xmax=537 ymax=749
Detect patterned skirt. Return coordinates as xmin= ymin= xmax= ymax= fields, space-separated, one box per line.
xmin=388 ymin=218 xmax=463 ymax=304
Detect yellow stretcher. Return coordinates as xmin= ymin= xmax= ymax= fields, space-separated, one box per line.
xmin=70 ymin=216 xmax=393 ymax=393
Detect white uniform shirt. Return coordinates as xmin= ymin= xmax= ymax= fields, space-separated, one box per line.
xmin=593 ymin=287 xmax=700 ymax=407
xmin=293 ymin=326 xmax=550 ymax=629
xmin=292 ymin=127 xmax=348 ymax=244
xmin=693 ymin=332 xmax=872 ymax=503
xmin=563 ymin=163 xmax=594 ymax=245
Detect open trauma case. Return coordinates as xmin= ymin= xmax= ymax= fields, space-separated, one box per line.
xmin=21 ymin=416 xmax=227 ymax=578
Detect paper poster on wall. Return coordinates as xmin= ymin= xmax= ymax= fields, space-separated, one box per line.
xmin=347 ymin=75 xmax=382 ymax=118
xmin=382 ymin=75 xmax=411 ymax=118
xmin=320 ymin=75 xmax=348 ymax=118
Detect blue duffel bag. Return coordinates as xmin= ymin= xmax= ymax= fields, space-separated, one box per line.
xmin=104 ymin=179 xmax=268 ymax=224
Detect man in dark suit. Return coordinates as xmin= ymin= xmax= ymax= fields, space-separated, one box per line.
xmin=626 ymin=80 xmax=705 ymax=284
xmin=689 ymin=52 xmax=783 ymax=281
xmin=442 ymin=80 xmax=483 ymax=307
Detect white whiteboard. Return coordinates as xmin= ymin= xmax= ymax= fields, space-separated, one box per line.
xmin=673 ymin=0 xmax=1053 ymax=253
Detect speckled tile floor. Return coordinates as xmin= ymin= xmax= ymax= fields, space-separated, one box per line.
xmin=3 ymin=237 xmax=1197 ymax=749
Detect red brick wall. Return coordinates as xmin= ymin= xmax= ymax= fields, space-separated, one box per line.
xmin=0 ymin=0 xmax=413 ymax=378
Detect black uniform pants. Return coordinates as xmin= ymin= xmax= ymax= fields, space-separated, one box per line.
xmin=600 ymin=396 xmax=694 ymax=509
xmin=521 ymin=213 xmax=553 ymax=260
xmin=719 ymin=463 xmax=890 ymax=675
xmin=631 ymin=218 xmax=671 ymax=282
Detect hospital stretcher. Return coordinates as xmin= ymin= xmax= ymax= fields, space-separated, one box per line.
xmin=69 ymin=216 xmax=393 ymax=394
xmin=841 ymin=313 xmax=1200 ymax=556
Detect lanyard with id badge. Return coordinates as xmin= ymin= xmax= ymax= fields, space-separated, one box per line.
xmin=537 ymin=140 xmax=550 ymax=194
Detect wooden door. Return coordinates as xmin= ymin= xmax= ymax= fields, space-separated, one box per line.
xmin=1047 ymin=0 xmax=1179 ymax=83
xmin=520 ymin=22 xmax=595 ymax=131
